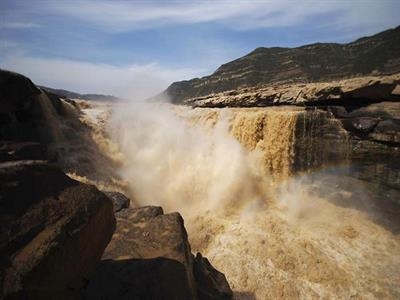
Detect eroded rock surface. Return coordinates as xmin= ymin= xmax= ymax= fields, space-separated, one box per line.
xmin=184 ymin=74 xmax=400 ymax=108
xmin=86 ymin=206 xmax=232 ymax=300
xmin=0 ymin=160 xmax=116 ymax=299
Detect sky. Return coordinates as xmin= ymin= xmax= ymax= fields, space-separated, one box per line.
xmin=1 ymin=0 xmax=399 ymax=99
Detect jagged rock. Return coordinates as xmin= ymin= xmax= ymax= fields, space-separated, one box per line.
xmin=0 ymin=160 xmax=116 ymax=299
xmin=86 ymin=206 xmax=232 ymax=300
xmin=193 ymin=253 xmax=233 ymax=300
xmin=90 ymin=207 xmax=196 ymax=299
xmin=104 ymin=191 xmax=130 ymax=212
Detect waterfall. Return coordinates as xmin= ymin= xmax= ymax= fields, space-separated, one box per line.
xmin=180 ymin=106 xmax=349 ymax=180
xmin=294 ymin=109 xmax=350 ymax=172
xmin=37 ymin=91 xmax=64 ymax=143
xmin=101 ymin=102 xmax=400 ymax=299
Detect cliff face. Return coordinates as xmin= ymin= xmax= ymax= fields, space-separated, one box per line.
xmin=165 ymin=26 xmax=400 ymax=104
xmin=0 ymin=70 xmax=117 ymax=299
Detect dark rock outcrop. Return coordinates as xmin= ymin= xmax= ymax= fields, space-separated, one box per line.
xmin=164 ymin=26 xmax=400 ymax=104
xmin=0 ymin=69 xmax=46 ymax=143
xmin=346 ymin=117 xmax=379 ymax=134
xmin=0 ymin=69 xmax=122 ymax=186
xmin=193 ymin=253 xmax=233 ymax=300
xmin=0 ymin=69 xmax=41 ymax=114
xmin=0 ymin=69 xmax=80 ymax=151
xmin=293 ymin=100 xmax=400 ymax=191
xmin=0 ymin=160 xmax=116 ymax=299
xmin=104 ymin=191 xmax=131 ymax=212
xmin=85 ymin=257 xmax=194 ymax=300
xmin=371 ymin=119 xmax=400 ymax=143
xmin=86 ymin=206 xmax=232 ymax=299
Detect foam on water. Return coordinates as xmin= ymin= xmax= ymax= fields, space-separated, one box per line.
xmin=80 ymin=101 xmax=400 ymax=299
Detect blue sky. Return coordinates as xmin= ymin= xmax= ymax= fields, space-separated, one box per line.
xmin=1 ymin=0 xmax=399 ymax=99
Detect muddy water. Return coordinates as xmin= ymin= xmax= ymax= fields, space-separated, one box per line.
xmin=82 ymin=101 xmax=400 ymax=299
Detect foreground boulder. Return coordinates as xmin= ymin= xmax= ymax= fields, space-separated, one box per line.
xmin=85 ymin=206 xmax=232 ymax=300
xmin=0 ymin=160 xmax=116 ymax=299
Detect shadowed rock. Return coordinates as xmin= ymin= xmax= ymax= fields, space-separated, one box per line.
xmin=371 ymin=119 xmax=400 ymax=143
xmin=0 ymin=160 xmax=116 ymax=299
xmin=85 ymin=258 xmax=193 ymax=300
xmin=0 ymin=69 xmax=40 ymax=114
xmin=86 ymin=206 xmax=232 ymax=299
xmin=100 ymin=207 xmax=196 ymax=298
xmin=194 ymin=253 xmax=233 ymax=300
xmin=0 ymin=141 xmax=47 ymax=162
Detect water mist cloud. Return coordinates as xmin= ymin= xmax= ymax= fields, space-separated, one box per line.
xmin=109 ymin=103 xmax=266 ymax=216
xmin=104 ymin=102 xmax=400 ymax=298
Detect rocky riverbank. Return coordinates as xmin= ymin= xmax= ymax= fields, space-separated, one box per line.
xmin=0 ymin=69 xmax=232 ymax=299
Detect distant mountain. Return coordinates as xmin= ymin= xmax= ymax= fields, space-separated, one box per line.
xmin=164 ymin=25 xmax=400 ymax=104
xmin=38 ymin=86 xmax=121 ymax=101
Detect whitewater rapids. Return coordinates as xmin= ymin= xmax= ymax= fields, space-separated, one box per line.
xmin=79 ymin=100 xmax=400 ymax=299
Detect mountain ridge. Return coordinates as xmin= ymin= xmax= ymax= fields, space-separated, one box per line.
xmin=163 ymin=25 xmax=400 ymax=104
xmin=38 ymin=85 xmax=122 ymax=101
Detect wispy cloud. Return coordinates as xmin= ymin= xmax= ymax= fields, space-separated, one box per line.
xmin=1 ymin=0 xmax=398 ymax=97
xmin=1 ymin=56 xmax=205 ymax=99
xmin=38 ymin=0 xmax=399 ymax=32
xmin=0 ymin=22 xmax=40 ymax=29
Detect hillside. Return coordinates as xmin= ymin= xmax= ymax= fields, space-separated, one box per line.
xmin=39 ymin=85 xmax=122 ymax=101
xmin=164 ymin=25 xmax=400 ymax=104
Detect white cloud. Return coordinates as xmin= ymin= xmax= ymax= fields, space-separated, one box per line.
xmin=1 ymin=56 xmax=205 ymax=100
xmin=37 ymin=0 xmax=399 ymax=32
xmin=0 ymin=22 xmax=40 ymax=29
